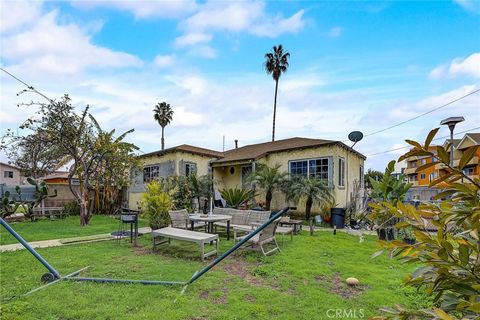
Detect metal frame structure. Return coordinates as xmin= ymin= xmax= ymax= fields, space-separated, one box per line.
xmin=1 ymin=206 xmax=289 ymax=296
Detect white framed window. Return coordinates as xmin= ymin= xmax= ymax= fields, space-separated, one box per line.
xmin=289 ymin=157 xmax=332 ymax=185
xmin=420 ymin=159 xmax=427 ymax=165
xmin=338 ymin=157 xmax=345 ymax=187
xmin=463 ymin=167 xmax=474 ymax=176
xmin=429 ymin=172 xmax=438 ymax=181
xmin=143 ymin=165 xmax=159 ymax=183
xmin=241 ymin=166 xmax=252 ymax=187
xmin=420 ymin=173 xmax=426 ymax=180
xmin=184 ymin=162 xmax=197 ymax=176
xmin=359 ymin=165 xmax=364 ymax=188
xmin=3 ymin=171 xmax=14 ymax=178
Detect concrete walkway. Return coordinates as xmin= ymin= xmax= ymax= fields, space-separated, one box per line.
xmin=0 ymin=227 xmax=153 ymax=253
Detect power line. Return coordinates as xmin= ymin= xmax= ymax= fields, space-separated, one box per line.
xmin=366 ymin=126 xmax=480 ymax=157
xmin=342 ymin=87 xmax=480 ymax=143
xmin=0 ymin=67 xmax=147 ymax=154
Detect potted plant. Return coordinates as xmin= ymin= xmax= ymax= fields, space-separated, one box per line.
xmin=140 ymin=181 xmax=172 ymax=230
xmin=320 ymin=196 xmax=337 ymax=224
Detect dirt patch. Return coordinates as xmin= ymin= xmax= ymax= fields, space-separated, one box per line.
xmin=132 ymin=246 xmax=151 ymax=256
xmin=199 ymin=291 xmax=209 ymax=300
xmin=212 ymin=287 xmax=228 ymax=304
xmin=244 ymin=294 xmax=256 ymax=303
xmin=315 ymin=273 xmax=369 ymax=299
xmin=223 ymin=259 xmax=266 ymax=287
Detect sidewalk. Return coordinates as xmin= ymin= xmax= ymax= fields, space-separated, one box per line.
xmin=0 ymin=227 xmax=152 ymax=253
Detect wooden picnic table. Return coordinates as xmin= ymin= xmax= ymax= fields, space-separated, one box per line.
xmin=151 ymin=227 xmax=219 ymax=261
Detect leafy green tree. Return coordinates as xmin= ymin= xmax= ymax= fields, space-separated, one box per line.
xmin=286 ymin=176 xmax=334 ymax=221
xmin=364 ymin=168 xmax=383 ymax=189
xmin=247 ymin=163 xmax=288 ymax=211
xmin=369 ymin=160 xmax=411 ymax=204
xmin=371 ymin=128 xmax=480 ymax=319
xmin=188 ymin=174 xmax=213 ymax=212
xmin=264 ymin=44 xmax=290 ymax=141
xmin=153 ymin=102 xmax=174 ymax=150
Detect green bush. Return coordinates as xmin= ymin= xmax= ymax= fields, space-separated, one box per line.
xmin=63 ymin=201 xmax=80 ymax=216
xmin=140 ymin=181 xmax=172 ymax=229
xmin=220 ymin=187 xmax=256 ymax=209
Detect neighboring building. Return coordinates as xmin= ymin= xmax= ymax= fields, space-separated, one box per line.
xmin=128 ymin=138 xmax=367 ymax=212
xmin=128 ymin=145 xmax=223 ymax=209
xmin=392 ymin=160 xmax=407 ymax=181
xmin=39 ymin=171 xmax=79 ymax=207
xmin=0 ymin=162 xmax=25 ymax=186
xmin=404 ymin=133 xmax=480 ymax=201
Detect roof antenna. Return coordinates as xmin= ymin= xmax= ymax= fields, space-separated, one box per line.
xmin=348 ymin=131 xmax=363 ymax=148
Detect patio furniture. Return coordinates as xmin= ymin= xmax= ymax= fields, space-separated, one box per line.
xmin=279 ymin=217 xmax=303 ymax=235
xmin=188 ymin=214 xmax=232 ymax=240
xmin=168 ymin=209 xmax=205 ymax=230
xmin=213 ymin=207 xmax=271 ymax=237
xmin=275 ymin=225 xmax=294 ymax=245
xmin=234 ymin=219 xmax=281 ymax=256
xmin=31 ymin=207 xmax=66 ymax=221
xmin=151 ymin=227 xmax=219 ymax=261
xmin=116 ymin=208 xmax=139 ymax=245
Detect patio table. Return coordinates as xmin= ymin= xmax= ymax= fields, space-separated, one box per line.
xmin=279 ymin=219 xmax=303 ymax=234
xmin=188 ymin=214 xmax=232 ymax=240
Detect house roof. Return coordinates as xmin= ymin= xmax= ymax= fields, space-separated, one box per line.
xmin=41 ymin=171 xmax=71 ymax=180
xmin=442 ymin=139 xmax=461 ymax=149
xmin=139 ymin=144 xmax=224 ymax=159
xmin=212 ymin=137 xmax=366 ymax=164
xmin=457 ymin=132 xmax=480 ymax=150
xmin=0 ymin=162 xmax=19 ymax=170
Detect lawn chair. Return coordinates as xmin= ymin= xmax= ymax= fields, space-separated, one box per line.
xmin=168 ymin=209 xmax=205 ymax=230
xmin=235 ymin=219 xmax=281 ymax=256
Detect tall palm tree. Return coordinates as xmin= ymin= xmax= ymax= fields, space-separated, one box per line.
xmin=247 ymin=163 xmax=288 ymax=211
xmin=264 ymin=44 xmax=290 ymax=142
xmin=153 ymin=102 xmax=174 ymax=150
xmin=286 ymin=176 xmax=333 ymax=221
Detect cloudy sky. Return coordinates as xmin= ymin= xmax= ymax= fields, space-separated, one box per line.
xmin=0 ymin=0 xmax=479 ymax=171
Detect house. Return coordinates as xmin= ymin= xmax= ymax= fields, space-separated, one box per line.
xmin=128 ymin=138 xmax=366 ymax=212
xmin=0 ymin=162 xmax=25 ymax=186
xmin=404 ymin=132 xmax=480 ymax=201
xmin=211 ymin=137 xmax=366 ymax=210
xmin=128 ymin=145 xmax=223 ymax=209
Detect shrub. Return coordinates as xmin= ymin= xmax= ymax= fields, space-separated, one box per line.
xmin=220 ymin=187 xmax=256 ymax=209
xmin=63 ymin=201 xmax=80 ymax=216
xmin=140 ymin=181 xmax=172 ymax=229
xmin=371 ymin=128 xmax=480 ymax=319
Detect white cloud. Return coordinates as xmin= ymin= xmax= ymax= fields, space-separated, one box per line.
xmin=174 ymin=32 xmax=212 ymax=47
xmin=454 ymin=0 xmax=480 ymax=14
xmin=153 ymin=55 xmax=175 ymax=68
xmin=0 ymin=0 xmax=42 ymax=33
xmin=70 ymin=0 xmax=197 ymax=19
xmin=328 ymin=27 xmax=343 ymax=38
xmin=1 ymin=9 xmax=142 ymax=78
xmin=429 ymin=53 xmax=480 ymax=80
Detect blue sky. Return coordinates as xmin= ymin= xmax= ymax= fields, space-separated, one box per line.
xmin=1 ymin=0 xmax=479 ymax=171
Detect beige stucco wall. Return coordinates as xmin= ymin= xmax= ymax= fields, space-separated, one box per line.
xmin=212 ymin=145 xmax=365 ymax=212
xmin=0 ymin=164 xmax=24 ymax=186
xmin=128 ymin=151 xmax=216 ymax=209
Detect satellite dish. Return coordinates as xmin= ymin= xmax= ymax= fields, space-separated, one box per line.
xmin=348 ymin=131 xmax=363 ymax=148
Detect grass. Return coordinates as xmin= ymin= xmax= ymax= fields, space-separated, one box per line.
xmin=0 ymin=215 xmax=147 ymax=245
xmin=0 ymin=218 xmax=430 ymax=319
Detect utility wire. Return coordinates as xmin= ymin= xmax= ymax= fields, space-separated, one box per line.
xmin=0 ymin=67 xmax=147 ymax=154
xmin=366 ymin=126 xmax=480 ymax=157
xmin=342 ymin=87 xmax=480 ymax=143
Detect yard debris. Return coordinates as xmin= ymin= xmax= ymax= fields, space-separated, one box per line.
xmin=346 ymin=277 xmax=359 ymax=286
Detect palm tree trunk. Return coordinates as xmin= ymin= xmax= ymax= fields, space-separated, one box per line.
xmin=305 ymin=196 xmax=313 ymax=220
xmin=161 ymin=126 xmax=165 ymax=150
xmin=272 ymin=79 xmax=279 ymax=142
xmin=265 ymin=189 xmax=273 ymax=211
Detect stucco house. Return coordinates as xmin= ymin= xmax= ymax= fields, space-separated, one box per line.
xmin=128 ymin=138 xmax=366 ymax=212
xmin=0 ymin=162 xmax=25 ymax=186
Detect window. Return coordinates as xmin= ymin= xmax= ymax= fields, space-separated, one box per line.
xmin=420 ymin=173 xmax=426 ymax=180
xmin=420 ymin=159 xmax=427 ymax=165
xmin=184 ymin=162 xmax=197 ymax=176
xmin=241 ymin=166 xmax=252 ymax=187
xmin=338 ymin=158 xmax=345 ymax=187
xmin=143 ymin=165 xmax=159 ymax=183
xmin=3 ymin=171 xmax=13 ymax=178
xmin=359 ymin=165 xmax=364 ymax=188
xmin=429 ymin=172 xmax=438 ymax=181
xmin=463 ymin=167 xmax=474 ymax=176
xmin=289 ymin=157 xmax=332 ymax=184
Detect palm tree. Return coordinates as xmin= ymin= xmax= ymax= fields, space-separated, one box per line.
xmin=247 ymin=163 xmax=288 ymax=211
xmin=286 ymin=176 xmax=333 ymax=221
xmin=264 ymin=44 xmax=290 ymax=142
xmin=153 ymin=102 xmax=174 ymax=150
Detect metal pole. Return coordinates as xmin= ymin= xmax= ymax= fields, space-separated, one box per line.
xmin=0 ymin=217 xmax=61 ymax=279
xmin=449 ymin=125 xmax=454 ymax=167
xmin=64 ymin=277 xmax=185 ymax=285
xmin=187 ymin=206 xmax=289 ymax=285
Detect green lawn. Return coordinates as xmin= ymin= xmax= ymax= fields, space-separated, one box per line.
xmin=0 ymin=216 xmax=147 ymax=245
xmin=0 ymin=219 xmax=429 ymax=319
